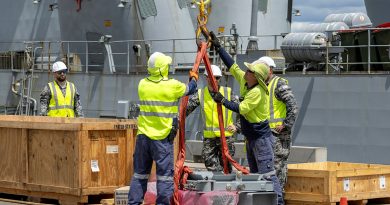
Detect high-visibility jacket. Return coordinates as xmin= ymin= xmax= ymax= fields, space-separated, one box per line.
xmin=48 ymin=81 xmax=76 ymax=117
xmin=137 ymin=78 xmax=186 ymax=140
xmin=198 ymin=86 xmax=234 ymax=138
xmin=229 ymin=63 xmax=269 ymax=123
xmin=267 ymin=76 xmax=287 ymax=128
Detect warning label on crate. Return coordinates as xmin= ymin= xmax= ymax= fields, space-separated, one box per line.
xmin=91 ymin=160 xmax=100 ymax=172
xmin=106 ymin=145 xmax=119 ymax=154
xmin=380 ymin=176 xmax=386 ymax=189
xmin=343 ymin=178 xmax=350 ymax=192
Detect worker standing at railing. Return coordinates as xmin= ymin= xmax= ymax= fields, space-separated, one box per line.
xmin=208 ymin=32 xmax=284 ymax=205
xmin=186 ymin=64 xmax=239 ymax=173
xmin=39 ymin=61 xmax=83 ymax=117
xmin=127 ymin=52 xmax=198 ymax=205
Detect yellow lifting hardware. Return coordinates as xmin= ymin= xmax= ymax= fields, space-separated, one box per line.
xmin=193 ymin=0 xmax=212 ymax=42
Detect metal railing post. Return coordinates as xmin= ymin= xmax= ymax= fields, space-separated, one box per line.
xmin=274 ymin=35 xmax=277 ymax=50
xmin=368 ymin=29 xmax=371 ymax=74
xmin=172 ymin=39 xmax=176 ymax=73
xmin=127 ymin=41 xmax=130 ymax=74
xmin=85 ymin=42 xmax=89 ymax=73
xmin=67 ymin=42 xmax=70 ymax=69
xmin=326 ymin=42 xmax=329 ymax=74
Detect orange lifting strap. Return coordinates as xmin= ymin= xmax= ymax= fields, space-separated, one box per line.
xmin=173 ymin=1 xmax=248 ymax=203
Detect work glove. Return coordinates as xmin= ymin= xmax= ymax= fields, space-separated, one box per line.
xmin=209 ymin=31 xmax=221 ymax=52
xmin=168 ymin=127 xmax=178 ymax=144
xmin=210 ymin=91 xmax=225 ymax=103
xmin=189 ymin=70 xmax=199 ymax=81
xmin=168 ymin=118 xmax=179 ymax=144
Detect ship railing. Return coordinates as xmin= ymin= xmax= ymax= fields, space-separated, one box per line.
xmin=321 ymin=27 xmax=390 ymax=74
xmin=9 ymin=34 xmax=282 ymax=74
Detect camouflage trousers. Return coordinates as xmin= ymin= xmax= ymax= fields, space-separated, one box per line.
xmin=273 ymin=132 xmax=291 ymax=191
xmin=202 ymin=137 xmax=235 ymax=173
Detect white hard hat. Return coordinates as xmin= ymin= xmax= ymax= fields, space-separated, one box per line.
xmin=52 ymin=61 xmax=67 ymax=72
xmin=204 ymin=65 xmax=222 ymax=77
xmin=258 ymin=56 xmax=276 ymax=68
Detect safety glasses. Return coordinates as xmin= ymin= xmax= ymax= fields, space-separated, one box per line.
xmin=55 ymin=70 xmax=68 ymax=75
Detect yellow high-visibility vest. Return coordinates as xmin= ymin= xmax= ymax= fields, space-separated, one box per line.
xmin=137 ymin=78 xmax=186 ymax=140
xmin=267 ymin=76 xmax=287 ymax=128
xmin=48 ymin=81 xmax=75 ymax=117
xmin=228 ymin=63 xmax=269 ymax=123
xmin=199 ymin=87 xmax=234 ymax=138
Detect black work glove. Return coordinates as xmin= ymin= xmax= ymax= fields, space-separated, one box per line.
xmin=168 ymin=127 xmax=178 ymax=144
xmin=210 ymin=91 xmax=225 ymax=103
xmin=209 ymin=31 xmax=221 ymax=52
xmin=168 ymin=118 xmax=178 ymax=143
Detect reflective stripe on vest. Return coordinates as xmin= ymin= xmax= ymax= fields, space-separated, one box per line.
xmin=48 ymin=81 xmax=75 ymax=117
xmin=138 ymin=100 xmax=178 ymax=118
xmin=268 ymin=76 xmax=287 ymax=128
xmin=199 ymin=87 xmax=234 ymax=138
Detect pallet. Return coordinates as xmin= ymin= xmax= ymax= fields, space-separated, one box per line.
xmin=0 ymin=192 xmax=114 ymax=205
xmin=285 ymin=162 xmax=390 ymax=204
xmin=287 ymin=197 xmax=390 ymax=205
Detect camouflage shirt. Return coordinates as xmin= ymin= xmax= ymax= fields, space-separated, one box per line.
xmin=270 ymin=75 xmax=298 ymax=131
xmin=39 ymin=81 xmax=84 ymax=117
xmin=186 ymin=86 xmax=241 ymax=131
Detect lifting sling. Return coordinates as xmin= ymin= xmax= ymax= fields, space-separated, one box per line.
xmin=173 ymin=1 xmax=248 ymax=203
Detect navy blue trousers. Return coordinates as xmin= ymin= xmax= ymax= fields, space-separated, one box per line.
xmin=127 ymin=134 xmax=174 ymax=205
xmin=242 ymin=118 xmax=284 ymax=205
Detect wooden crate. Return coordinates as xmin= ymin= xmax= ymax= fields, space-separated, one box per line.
xmin=285 ymin=161 xmax=390 ymax=205
xmin=0 ymin=115 xmax=138 ymax=204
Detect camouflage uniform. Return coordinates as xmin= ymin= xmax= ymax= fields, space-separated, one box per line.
xmin=186 ymin=87 xmax=239 ymax=172
xmin=39 ymin=81 xmax=84 ymax=117
xmin=268 ymin=75 xmax=298 ymax=190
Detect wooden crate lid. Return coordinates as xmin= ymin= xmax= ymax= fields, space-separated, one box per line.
xmin=0 ymin=115 xmax=137 ymax=131
xmin=288 ymin=161 xmax=390 ymax=171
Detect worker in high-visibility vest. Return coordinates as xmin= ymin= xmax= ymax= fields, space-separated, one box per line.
xmin=260 ymin=56 xmax=298 ymax=192
xmin=209 ymin=32 xmax=284 ymax=205
xmin=186 ymin=64 xmax=239 ymax=173
xmin=40 ymin=61 xmax=83 ymax=117
xmin=127 ymin=52 xmax=198 ymax=205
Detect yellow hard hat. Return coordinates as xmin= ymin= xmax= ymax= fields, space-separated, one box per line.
xmin=147 ymin=52 xmax=172 ymax=80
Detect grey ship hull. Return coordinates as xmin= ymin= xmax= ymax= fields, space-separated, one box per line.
xmin=1 ymin=69 xmax=390 ymax=165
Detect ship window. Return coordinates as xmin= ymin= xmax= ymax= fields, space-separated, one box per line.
xmin=177 ymin=0 xmax=187 ymax=9
xmin=137 ymin=0 xmax=157 ymax=19
xmin=259 ymin=0 xmax=268 ymax=13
